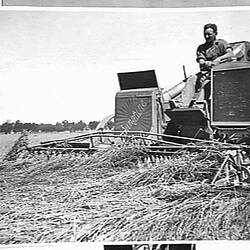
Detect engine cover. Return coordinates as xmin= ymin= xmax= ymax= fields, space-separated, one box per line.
xmin=211 ymin=62 xmax=250 ymax=126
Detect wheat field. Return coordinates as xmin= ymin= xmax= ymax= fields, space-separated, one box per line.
xmin=0 ymin=133 xmax=249 ymax=244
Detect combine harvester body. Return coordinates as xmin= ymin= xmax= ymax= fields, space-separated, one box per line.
xmin=30 ymin=41 xmax=250 ymax=185
xmin=111 ymin=41 xmax=250 ymax=145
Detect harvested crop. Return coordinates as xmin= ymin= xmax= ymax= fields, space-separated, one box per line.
xmin=0 ymin=136 xmax=249 ymax=244
xmin=3 ymin=132 xmax=29 ymax=162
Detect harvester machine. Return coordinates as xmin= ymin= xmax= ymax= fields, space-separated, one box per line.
xmin=30 ymin=69 xmax=213 ymax=157
xmin=29 ymin=41 xmax=250 ymax=185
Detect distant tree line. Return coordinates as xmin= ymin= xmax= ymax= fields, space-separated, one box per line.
xmin=0 ymin=120 xmax=101 ymax=134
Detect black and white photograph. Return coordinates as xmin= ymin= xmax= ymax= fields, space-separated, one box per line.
xmin=0 ymin=2 xmax=250 ymax=247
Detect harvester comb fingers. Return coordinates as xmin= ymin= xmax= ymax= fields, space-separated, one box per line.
xmin=155 ymin=156 xmax=160 ymax=163
xmin=146 ymin=157 xmax=151 ymax=165
xmin=160 ymin=154 xmax=166 ymax=162
xmin=141 ymin=156 xmax=148 ymax=163
xmin=150 ymin=155 xmax=155 ymax=163
xmin=137 ymin=160 xmax=144 ymax=168
xmin=155 ymin=154 xmax=161 ymax=162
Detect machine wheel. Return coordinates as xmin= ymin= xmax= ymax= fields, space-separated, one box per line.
xmin=96 ymin=114 xmax=114 ymax=131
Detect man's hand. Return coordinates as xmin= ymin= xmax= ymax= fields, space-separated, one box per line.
xmin=211 ymin=60 xmax=220 ymax=66
xmin=198 ymin=58 xmax=213 ymax=69
xmin=198 ymin=58 xmax=206 ymax=66
xmin=205 ymin=61 xmax=213 ymax=67
xmin=199 ymin=59 xmax=220 ymax=69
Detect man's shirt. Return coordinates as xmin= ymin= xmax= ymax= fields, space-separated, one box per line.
xmin=196 ymin=38 xmax=232 ymax=70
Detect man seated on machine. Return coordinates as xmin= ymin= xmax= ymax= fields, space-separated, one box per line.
xmin=171 ymin=23 xmax=233 ymax=108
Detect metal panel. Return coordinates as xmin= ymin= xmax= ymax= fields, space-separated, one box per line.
xmin=118 ymin=70 xmax=158 ymax=91
xmin=115 ymin=93 xmax=153 ymax=132
xmin=165 ymin=107 xmax=210 ymax=139
xmin=3 ymin=0 xmax=250 ymax=7
xmin=230 ymin=41 xmax=250 ymax=62
xmin=213 ymin=62 xmax=250 ymax=71
xmin=212 ymin=67 xmax=250 ymax=125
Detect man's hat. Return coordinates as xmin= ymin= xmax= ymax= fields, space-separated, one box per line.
xmin=204 ymin=23 xmax=218 ymax=35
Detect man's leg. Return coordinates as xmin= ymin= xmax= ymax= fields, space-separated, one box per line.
xmin=181 ymin=75 xmax=198 ymax=107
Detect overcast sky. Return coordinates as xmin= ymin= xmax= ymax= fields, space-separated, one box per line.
xmin=0 ymin=7 xmax=250 ymax=124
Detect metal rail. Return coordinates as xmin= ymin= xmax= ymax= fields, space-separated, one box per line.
xmin=30 ymin=130 xmax=250 ymax=154
xmin=35 ymin=130 xmax=249 ymax=147
xmin=29 ymin=131 xmax=250 ymax=159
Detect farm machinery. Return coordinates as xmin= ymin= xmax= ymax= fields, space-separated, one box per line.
xmin=29 ymin=41 xmax=250 ymax=185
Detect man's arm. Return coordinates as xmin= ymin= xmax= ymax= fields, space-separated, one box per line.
xmin=202 ymin=48 xmax=233 ymax=67
xmin=196 ymin=45 xmax=207 ymax=68
xmin=212 ymin=47 xmax=233 ymax=65
xmin=197 ymin=40 xmax=233 ymax=68
xmin=212 ymin=39 xmax=233 ymax=65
